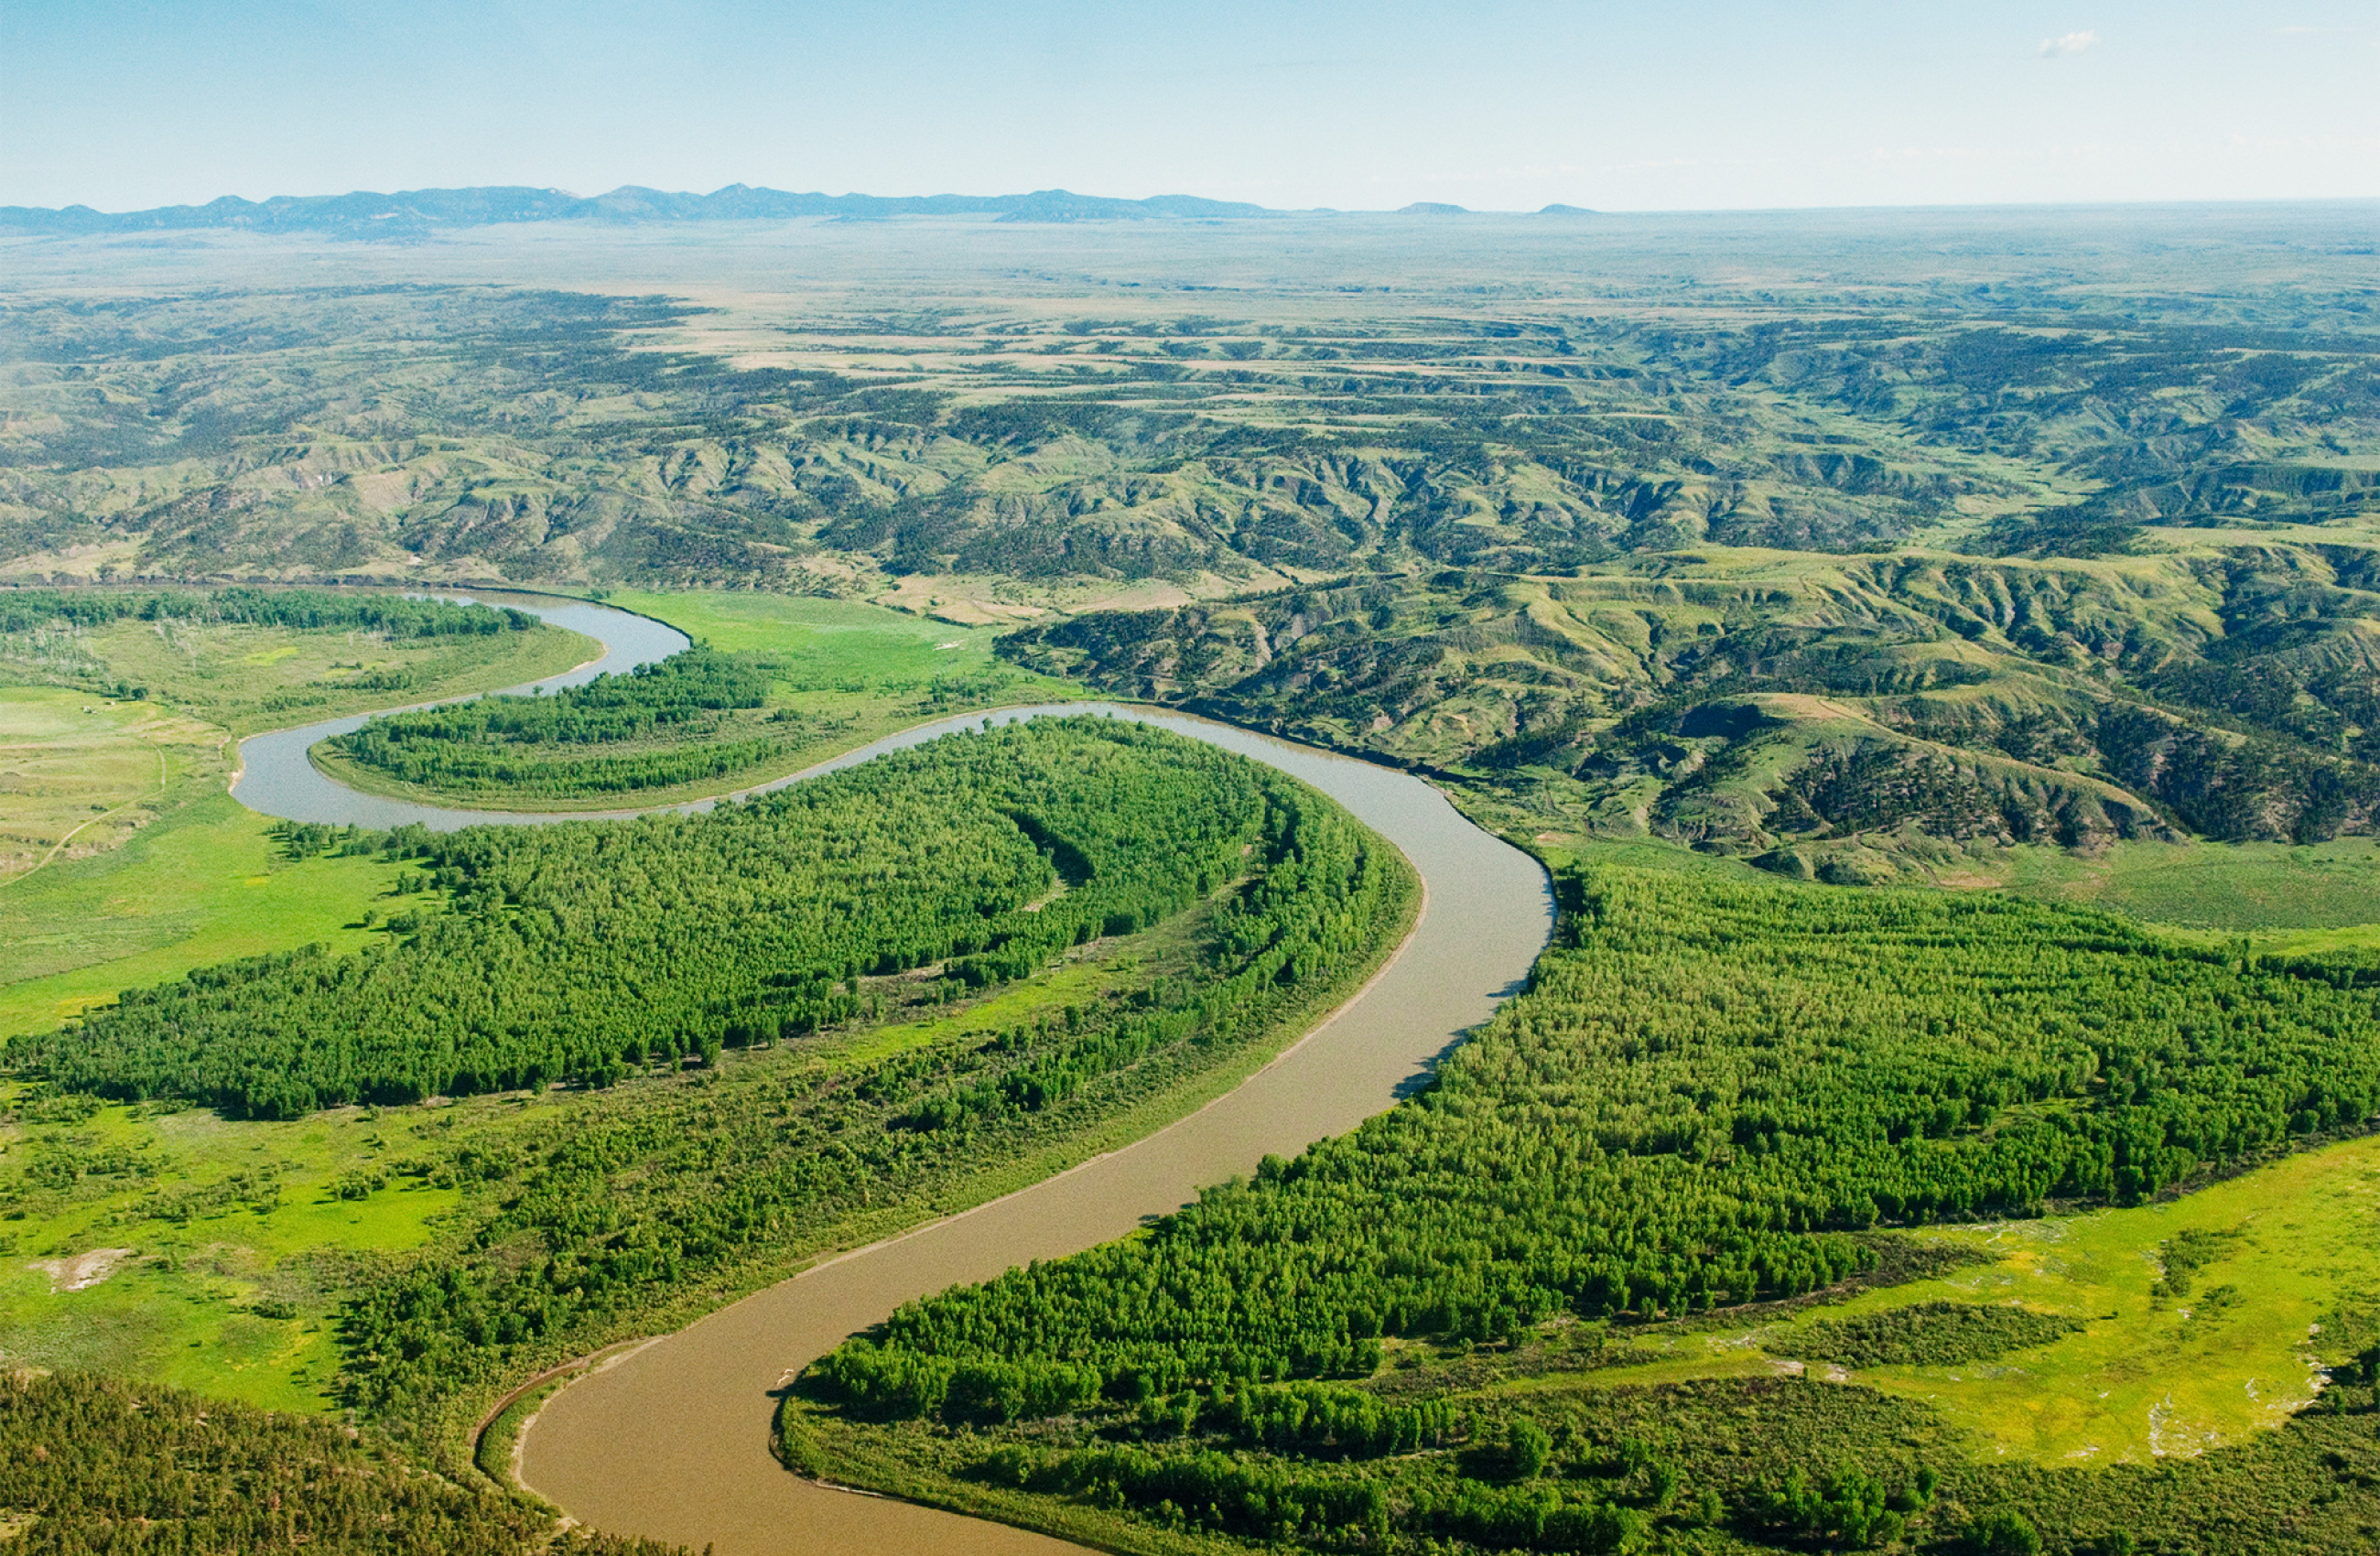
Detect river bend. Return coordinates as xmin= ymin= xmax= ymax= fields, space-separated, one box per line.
xmin=227 ymin=593 xmax=1554 ymax=1555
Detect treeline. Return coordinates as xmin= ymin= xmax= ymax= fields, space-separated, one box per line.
xmin=0 ymin=586 xmax=535 ymax=638
xmin=334 ymin=729 xmax=796 ymax=798
xmin=796 ymin=864 xmax=2380 ymax=1551
xmin=0 ymin=1369 xmax=681 ymax=1555
xmin=331 ymin=745 xmax=1410 ymax=1420
xmin=326 ymin=644 xmax=792 ymax=797
xmin=333 ymin=643 xmax=765 ymax=748
xmin=12 ymin=720 xmax=1288 ymax=1117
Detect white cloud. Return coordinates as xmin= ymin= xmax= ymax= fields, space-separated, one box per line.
xmin=2038 ymin=30 xmax=2101 ymax=58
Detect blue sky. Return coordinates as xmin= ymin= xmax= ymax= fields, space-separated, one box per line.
xmin=4 ymin=0 xmax=2375 ymax=212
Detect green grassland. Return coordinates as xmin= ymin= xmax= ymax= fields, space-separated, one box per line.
xmin=308 ymin=589 xmax=1082 ymax=810
xmin=0 ymin=794 xmax=411 ymax=1038
xmin=1999 ymin=837 xmax=2380 ymax=933
xmin=0 ymin=604 xmax=592 ymax=1037
xmin=607 ymin=587 xmax=1081 ymax=735
xmin=0 ymin=1085 xmax=461 ymax=1410
xmin=0 ymin=686 xmax=218 ymax=885
xmin=1536 ymin=831 xmax=2380 ymax=941
xmin=1505 ymin=1133 xmax=2380 ymax=1467
xmin=4 ymin=610 xmax=595 ymax=738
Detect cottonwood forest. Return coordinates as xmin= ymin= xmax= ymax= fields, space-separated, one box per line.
xmin=787 ymin=869 xmax=2380 ymax=1553
xmin=3 ymin=203 xmax=2380 ymax=1555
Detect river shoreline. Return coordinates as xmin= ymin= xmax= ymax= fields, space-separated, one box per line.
xmin=225 ymin=592 xmax=1555 ymax=1556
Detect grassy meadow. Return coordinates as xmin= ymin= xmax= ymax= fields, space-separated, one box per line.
xmin=0 ymin=686 xmax=220 ymax=886
xmin=1526 ymin=1134 xmax=2380 ymax=1467
xmin=0 ymin=1084 xmax=462 ymax=1410
xmin=0 ymin=607 xmax=593 ymax=1039
xmin=1999 ymin=837 xmax=2380 ymax=936
xmin=5 ymin=611 xmax=596 ymax=739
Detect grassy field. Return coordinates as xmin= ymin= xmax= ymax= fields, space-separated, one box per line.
xmin=2000 ymin=837 xmax=2380 ymax=934
xmin=627 ymin=588 xmax=1085 ymax=751
xmin=0 ymin=686 xmax=221 ymax=886
xmin=0 ymin=611 xmax=597 ymax=1038
xmin=0 ymin=794 xmax=411 ymax=1038
xmin=308 ymin=589 xmax=1086 ymax=811
xmin=8 ymin=614 xmax=595 ymax=739
xmin=1488 ymin=1134 xmax=2380 ymax=1467
xmin=0 ymin=1084 xmax=462 ymax=1410
xmin=1531 ymin=829 xmax=2380 ymax=941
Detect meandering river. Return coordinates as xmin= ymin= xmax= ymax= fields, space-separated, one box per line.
xmin=229 ymin=592 xmax=1555 ymax=1555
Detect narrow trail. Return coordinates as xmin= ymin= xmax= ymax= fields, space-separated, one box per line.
xmin=227 ymin=594 xmax=1555 ymax=1556
xmin=0 ymin=744 xmax=168 ymax=891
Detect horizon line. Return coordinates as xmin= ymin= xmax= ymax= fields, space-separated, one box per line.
xmin=5 ymin=181 xmax=2378 ymax=227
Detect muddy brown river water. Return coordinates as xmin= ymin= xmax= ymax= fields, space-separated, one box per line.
xmin=231 ymin=595 xmax=1553 ymax=1555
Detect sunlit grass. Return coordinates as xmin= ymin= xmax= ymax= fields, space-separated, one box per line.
xmin=1506 ymin=1135 xmax=2380 ymax=1466
xmin=0 ymin=794 xmax=406 ymax=1039
xmin=0 ymin=686 xmax=217 ymax=886
xmin=0 ymin=1088 xmax=464 ymax=1410
xmin=2003 ymin=837 xmax=2380 ymax=933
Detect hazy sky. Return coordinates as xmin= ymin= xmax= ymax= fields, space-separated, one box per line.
xmin=5 ymin=0 xmax=2375 ymax=212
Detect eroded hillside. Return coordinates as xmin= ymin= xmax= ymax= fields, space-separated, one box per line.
xmin=1001 ymin=535 xmax=2380 ymax=877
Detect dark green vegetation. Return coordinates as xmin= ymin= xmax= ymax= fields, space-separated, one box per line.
xmin=837 ymin=1374 xmax=2380 ymax=1556
xmin=318 ymin=724 xmax=1407 ymax=1431
xmin=787 ymin=864 xmax=2380 ymax=1553
xmin=0 ymin=585 xmax=534 ymax=645
xmin=324 ymin=643 xmax=797 ymax=796
xmin=1794 ymin=1302 xmax=2087 ymax=1370
xmin=11 ymin=719 xmax=1355 ymax=1115
xmin=0 ymin=1369 xmax=676 ymax=1554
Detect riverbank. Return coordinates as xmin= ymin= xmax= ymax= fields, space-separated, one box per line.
xmin=12 ymin=588 xmax=1552 ymax=1556
xmin=514 ymin=701 xmax=1552 ymax=1555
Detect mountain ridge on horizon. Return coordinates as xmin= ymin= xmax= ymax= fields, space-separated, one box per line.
xmin=0 ymin=183 xmax=1598 ymax=239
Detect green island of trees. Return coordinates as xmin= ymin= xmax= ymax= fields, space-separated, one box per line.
xmin=322 ymin=643 xmax=804 ymax=797
xmin=784 ymin=864 xmax=2380 ymax=1554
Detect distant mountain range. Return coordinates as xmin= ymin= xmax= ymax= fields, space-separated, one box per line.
xmin=0 ymin=185 xmax=1594 ymax=239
